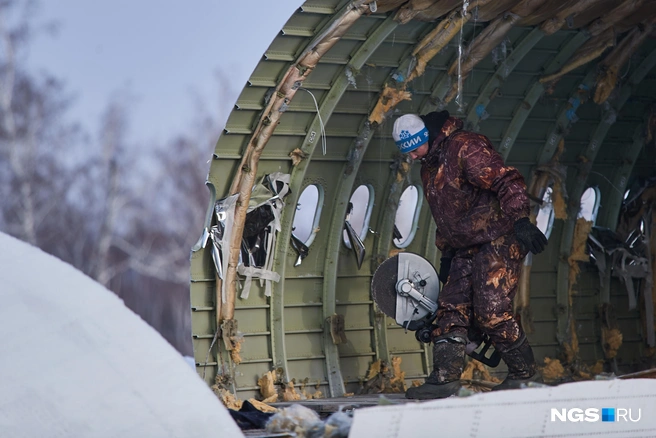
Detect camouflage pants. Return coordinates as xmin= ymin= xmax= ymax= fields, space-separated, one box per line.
xmin=431 ymin=233 xmax=527 ymax=352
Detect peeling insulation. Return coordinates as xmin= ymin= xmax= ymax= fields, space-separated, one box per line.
xmin=552 ymin=179 xmax=568 ymax=220
xmin=519 ymin=0 xmax=587 ymax=27
xmin=390 ymin=356 xmax=406 ymax=390
xmin=561 ymin=219 xmax=593 ymax=365
xmin=361 ymin=357 xmax=407 ymax=393
xmin=230 ymin=335 xmax=243 ymax=365
xmin=393 ymin=157 xmax=412 ymax=183
xmin=299 ymin=379 xmax=323 ymax=400
xmin=540 ymin=31 xmax=615 ymax=84
xmin=222 ymin=0 xmax=371 ymax=323
xmin=258 ymin=370 xmax=278 ymax=400
xmin=289 ymin=148 xmax=307 ymax=166
xmin=602 ymin=327 xmax=624 ymax=359
xmin=409 ymin=9 xmax=471 ymax=81
xmin=539 ymin=0 xmax=607 ymax=35
xmin=215 ymin=388 xmax=243 ymax=410
xmin=541 ymin=357 xmax=566 ymax=382
xmin=568 ymin=218 xmax=593 ymax=289
xmin=617 ymin=1 xmax=656 ymax=33
xmin=368 ymin=85 xmax=412 ymax=125
xmin=587 ymin=0 xmax=645 ymax=36
xmin=461 ymin=359 xmax=501 ymax=383
xmin=394 ymin=0 xmax=461 ymax=24
xmin=282 ymin=380 xmax=302 ymax=402
xmin=196 ymin=0 xmax=656 ymax=403
xmin=575 ymin=360 xmax=606 ymax=380
xmin=248 ymin=399 xmax=278 ymax=413
xmin=476 ymin=0 xmax=526 ymax=22
xmin=562 ymin=316 xmax=580 ymax=364
xmin=594 ymin=23 xmax=653 ymax=104
xmin=600 ymin=303 xmax=623 ymax=359
xmin=213 ymin=372 xmax=243 ymax=410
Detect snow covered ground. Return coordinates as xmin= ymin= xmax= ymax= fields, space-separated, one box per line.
xmin=0 ymin=232 xmax=243 ymax=437
xmin=351 ymin=378 xmax=656 ymax=437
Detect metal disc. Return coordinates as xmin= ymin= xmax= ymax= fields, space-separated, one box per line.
xmin=371 ymin=255 xmax=399 ymax=319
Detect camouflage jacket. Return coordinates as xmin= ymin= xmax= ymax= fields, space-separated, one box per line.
xmin=420 ymin=117 xmax=530 ymax=252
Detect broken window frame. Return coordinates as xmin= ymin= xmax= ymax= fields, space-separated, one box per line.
xmin=393 ymin=184 xmax=423 ymax=249
xmin=343 ymin=184 xmax=375 ymax=250
xmin=578 ymin=186 xmax=601 ymax=224
xmin=292 ymin=183 xmax=324 ymax=248
xmin=536 ymin=186 xmax=556 ymax=240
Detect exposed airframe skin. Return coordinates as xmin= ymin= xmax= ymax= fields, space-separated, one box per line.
xmin=191 ymin=0 xmax=656 ymax=401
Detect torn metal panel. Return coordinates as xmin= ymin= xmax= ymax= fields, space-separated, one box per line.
xmin=212 ymin=173 xmax=290 ymax=304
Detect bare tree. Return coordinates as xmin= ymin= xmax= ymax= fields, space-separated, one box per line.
xmin=0 ymin=0 xmax=239 ymax=356
xmin=0 ymin=0 xmax=80 ymax=248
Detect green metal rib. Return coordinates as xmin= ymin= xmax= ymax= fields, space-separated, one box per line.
xmin=269 ymin=14 xmax=399 ymax=395
xmin=465 ymin=28 xmax=545 ymax=129
xmin=556 ymin=48 xmax=656 ymax=317
xmin=499 ymin=31 xmax=589 ymax=161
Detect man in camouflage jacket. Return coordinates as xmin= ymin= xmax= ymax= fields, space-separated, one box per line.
xmin=392 ymin=111 xmax=548 ymax=399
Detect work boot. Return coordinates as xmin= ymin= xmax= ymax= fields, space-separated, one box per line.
xmin=491 ymin=335 xmax=542 ymax=391
xmin=406 ymin=334 xmax=466 ymax=400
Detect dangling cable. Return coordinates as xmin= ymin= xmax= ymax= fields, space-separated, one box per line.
xmin=300 ymin=87 xmax=327 ymax=155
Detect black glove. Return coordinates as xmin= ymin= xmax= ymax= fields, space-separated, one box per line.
xmin=438 ymin=256 xmax=452 ymax=284
xmin=514 ymin=217 xmax=548 ymax=254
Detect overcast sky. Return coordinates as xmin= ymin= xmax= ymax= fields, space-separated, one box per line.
xmin=27 ymin=0 xmax=304 ymax=145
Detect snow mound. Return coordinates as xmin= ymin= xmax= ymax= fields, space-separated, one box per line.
xmin=0 ymin=232 xmax=243 ymax=437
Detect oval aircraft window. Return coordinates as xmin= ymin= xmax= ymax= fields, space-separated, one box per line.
xmin=292 ymin=184 xmax=323 ymax=247
xmin=343 ymin=184 xmax=374 ymax=249
xmin=578 ymin=186 xmax=600 ymax=223
xmin=535 ymin=187 xmax=555 ymax=240
xmin=393 ymin=185 xmax=423 ymax=248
